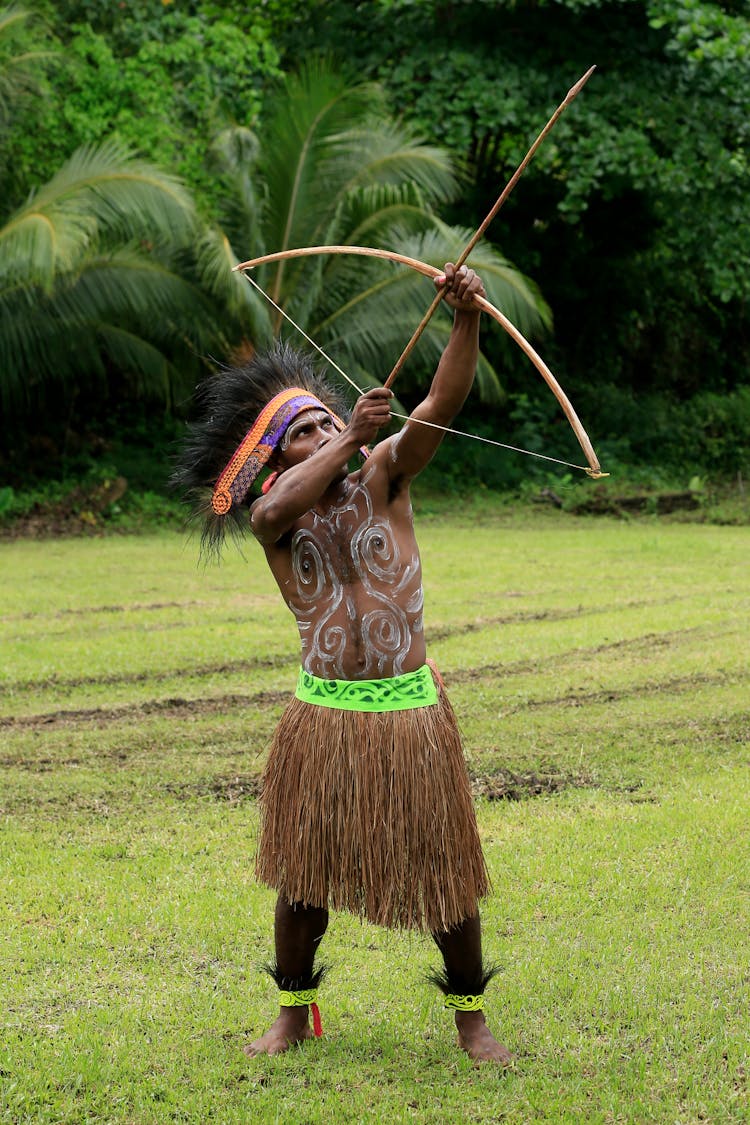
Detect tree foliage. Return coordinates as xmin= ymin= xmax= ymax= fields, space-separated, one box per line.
xmin=280 ymin=0 xmax=750 ymax=404
xmin=2 ymin=0 xmax=748 ymax=485
xmin=0 ymin=134 xmax=214 ymax=417
xmin=0 ymin=3 xmax=50 ymax=126
xmin=0 ymin=26 xmax=547 ymax=448
xmin=0 ymin=7 xmax=218 ymax=423
xmin=8 ymin=1 xmax=284 ymax=205
xmin=197 ymin=60 xmax=550 ymax=404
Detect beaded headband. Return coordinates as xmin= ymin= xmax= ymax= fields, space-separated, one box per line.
xmin=211 ymin=387 xmax=349 ymax=515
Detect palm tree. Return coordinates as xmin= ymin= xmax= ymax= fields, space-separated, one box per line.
xmin=198 ymin=60 xmax=550 ymax=405
xmin=0 ymin=7 xmax=214 ymax=424
xmin=0 ymin=138 xmax=216 ymax=419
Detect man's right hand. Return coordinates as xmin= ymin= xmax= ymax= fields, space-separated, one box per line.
xmin=348 ymin=387 xmax=393 ymax=446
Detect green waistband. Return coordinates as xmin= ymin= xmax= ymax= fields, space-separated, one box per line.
xmin=295 ymin=664 xmax=438 ymax=712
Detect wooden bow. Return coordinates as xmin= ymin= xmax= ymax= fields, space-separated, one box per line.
xmin=233 ymin=244 xmax=605 ymax=478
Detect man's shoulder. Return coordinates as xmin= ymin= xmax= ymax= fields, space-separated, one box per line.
xmin=355 ymin=437 xmax=412 ymax=500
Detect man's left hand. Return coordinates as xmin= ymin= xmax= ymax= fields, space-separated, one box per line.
xmin=435 ymin=263 xmax=486 ymax=311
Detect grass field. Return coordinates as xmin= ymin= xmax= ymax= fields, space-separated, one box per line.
xmin=1 ymin=511 xmax=748 ymax=1124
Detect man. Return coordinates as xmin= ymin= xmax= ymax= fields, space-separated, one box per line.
xmin=177 ymin=263 xmax=511 ymax=1064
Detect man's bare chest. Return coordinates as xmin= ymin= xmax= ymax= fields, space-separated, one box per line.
xmin=276 ymin=481 xmax=418 ymax=602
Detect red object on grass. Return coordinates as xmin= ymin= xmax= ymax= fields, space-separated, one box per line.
xmin=311 ymin=1002 xmax=323 ymax=1038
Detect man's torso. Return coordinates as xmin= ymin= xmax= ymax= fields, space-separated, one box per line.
xmin=263 ymin=456 xmax=425 ymax=680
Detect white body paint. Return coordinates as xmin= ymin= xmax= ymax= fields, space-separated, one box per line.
xmin=286 ymin=480 xmax=423 ymax=679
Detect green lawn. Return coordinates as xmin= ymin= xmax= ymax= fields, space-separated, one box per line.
xmin=1 ymin=512 xmax=748 ymax=1123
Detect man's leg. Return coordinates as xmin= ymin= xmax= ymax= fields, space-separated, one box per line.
xmin=432 ymin=913 xmax=513 ymax=1065
xmin=244 ymin=896 xmax=329 ymax=1057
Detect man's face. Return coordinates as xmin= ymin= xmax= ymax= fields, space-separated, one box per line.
xmin=275 ymin=408 xmax=341 ymax=473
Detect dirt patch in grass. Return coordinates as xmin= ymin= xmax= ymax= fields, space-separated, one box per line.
xmin=163 ymin=774 xmax=262 ymax=803
xmin=472 ymin=769 xmax=658 ymax=802
xmin=472 ymin=769 xmax=592 ymax=800
xmin=0 ymin=755 xmax=84 ymax=771
xmin=668 ymin=713 xmax=750 ymax=747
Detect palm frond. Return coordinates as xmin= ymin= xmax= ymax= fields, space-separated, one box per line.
xmin=326 ymin=125 xmax=457 ymax=209
xmin=427 ymin=220 xmax=553 ymax=333
xmin=0 ymin=249 xmax=216 ymax=411
xmin=94 ymin=323 xmax=174 ymax=402
xmin=194 ymin=228 xmax=274 ymax=346
xmin=252 ymin=72 xmax=458 ymax=320
xmin=0 ymin=7 xmax=55 ymax=153
xmin=325 ymin=182 xmax=435 ymax=248
xmin=261 ymin=63 xmax=378 ymax=256
xmin=305 ymin=127 xmax=456 ymax=251
xmin=0 ymin=140 xmax=196 ymax=285
xmin=211 ymin=125 xmax=260 ymax=176
xmin=211 ymin=126 xmax=266 ymax=253
xmin=58 ymin=251 xmax=213 ymax=340
xmin=303 ymin=225 xmax=548 ymax=402
xmin=31 ymin=139 xmax=195 ymax=234
xmin=0 ymin=4 xmax=29 ymax=35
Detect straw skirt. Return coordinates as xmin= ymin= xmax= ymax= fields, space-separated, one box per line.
xmin=255 ymin=675 xmax=488 ymax=933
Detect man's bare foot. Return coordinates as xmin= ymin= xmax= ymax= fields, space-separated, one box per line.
xmin=243 ymin=1008 xmax=313 ymax=1057
xmin=455 ymin=1011 xmax=514 ymax=1066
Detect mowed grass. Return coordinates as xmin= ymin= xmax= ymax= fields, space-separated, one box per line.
xmin=0 ymin=512 xmax=748 ymax=1124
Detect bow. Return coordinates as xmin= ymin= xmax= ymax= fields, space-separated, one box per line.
xmin=234 ymin=243 xmax=605 ymax=478
xmin=233 ymin=67 xmax=606 ymax=478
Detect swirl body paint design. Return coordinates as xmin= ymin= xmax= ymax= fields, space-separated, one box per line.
xmin=286 ymin=481 xmax=423 ymax=679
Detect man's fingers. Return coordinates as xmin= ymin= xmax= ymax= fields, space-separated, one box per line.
xmin=435 ymin=262 xmax=485 ymax=304
xmin=361 ymin=387 xmax=393 ymax=402
xmin=436 ymin=264 xmax=476 ymax=292
xmin=435 ymin=261 xmax=456 ymax=287
xmin=350 ymin=388 xmax=393 ymax=439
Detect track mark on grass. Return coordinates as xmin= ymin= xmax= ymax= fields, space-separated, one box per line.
xmin=472 ymin=769 xmax=592 ymax=800
xmin=1 ymin=602 xmax=726 ymax=697
xmin=3 ymin=668 xmax=743 ymax=736
xmin=489 ymin=670 xmax=745 ymax=715
xmin=2 ymin=653 xmax=297 ymax=694
xmin=0 ymin=599 xmax=209 ymax=623
xmin=0 ymin=690 xmax=289 ymax=732
xmin=427 ymin=591 xmax=725 ymax=644
xmin=448 ymin=626 xmax=712 ymax=684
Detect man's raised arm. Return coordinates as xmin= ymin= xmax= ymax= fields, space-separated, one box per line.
xmin=384 ymin=262 xmax=486 ymax=482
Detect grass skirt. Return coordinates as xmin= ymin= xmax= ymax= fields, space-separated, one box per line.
xmin=255 ymin=675 xmax=488 ymax=933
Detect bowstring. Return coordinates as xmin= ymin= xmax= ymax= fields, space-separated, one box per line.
xmin=241 ymin=270 xmax=592 ymax=475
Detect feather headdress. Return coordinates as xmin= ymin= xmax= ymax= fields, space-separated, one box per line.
xmin=173 ymin=343 xmax=350 ymax=557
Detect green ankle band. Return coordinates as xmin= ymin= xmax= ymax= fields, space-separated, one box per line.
xmin=278 ymin=988 xmax=317 ymax=1007
xmin=444 ymin=993 xmax=485 ymax=1011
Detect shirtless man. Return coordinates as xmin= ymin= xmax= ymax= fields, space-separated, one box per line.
xmin=178 ymin=263 xmax=512 ymax=1065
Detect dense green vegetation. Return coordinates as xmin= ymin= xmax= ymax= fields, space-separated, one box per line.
xmin=1 ymin=0 xmax=748 ymax=510
xmin=2 ymin=518 xmax=748 ymax=1121
xmin=296 ymin=1 xmax=750 ymax=383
